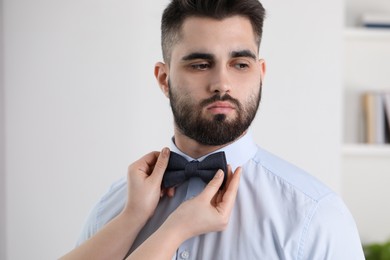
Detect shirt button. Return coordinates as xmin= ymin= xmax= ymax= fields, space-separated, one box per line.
xmin=180 ymin=250 xmax=190 ymax=259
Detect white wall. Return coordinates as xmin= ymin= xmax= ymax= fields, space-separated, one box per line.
xmin=343 ymin=153 xmax=390 ymax=243
xmin=258 ymin=0 xmax=343 ymax=191
xmin=1 ymin=0 xmax=7 ymax=258
xmin=3 ymin=0 xmax=343 ymax=259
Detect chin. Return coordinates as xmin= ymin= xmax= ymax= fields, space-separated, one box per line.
xmin=213 ymin=113 xmax=238 ymax=123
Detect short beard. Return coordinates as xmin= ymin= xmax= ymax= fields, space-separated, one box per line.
xmin=168 ymin=81 xmax=262 ymax=146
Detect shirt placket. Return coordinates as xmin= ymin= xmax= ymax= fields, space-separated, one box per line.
xmin=174 ymin=177 xmax=206 ymax=260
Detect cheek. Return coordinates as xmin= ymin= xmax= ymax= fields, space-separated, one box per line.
xmin=235 ymin=83 xmax=261 ymax=106
xmin=235 ymin=71 xmax=261 ymax=84
xmin=171 ymin=77 xmax=205 ymax=100
xmin=234 ymin=81 xmax=259 ymax=96
xmin=231 ymin=71 xmax=261 ymax=87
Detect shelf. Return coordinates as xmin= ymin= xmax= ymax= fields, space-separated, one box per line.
xmin=342 ymin=144 xmax=390 ymax=156
xmin=345 ymin=27 xmax=390 ymax=39
xmin=343 ymin=25 xmax=390 ymax=145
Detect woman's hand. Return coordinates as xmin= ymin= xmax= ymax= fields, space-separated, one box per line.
xmin=122 ymin=147 xmax=171 ymax=222
xmin=126 ymin=165 xmax=242 ymax=260
xmin=60 ymin=148 xmax=173 ymax=260
xmin=165 ymin=165 xmax=242 ymax=239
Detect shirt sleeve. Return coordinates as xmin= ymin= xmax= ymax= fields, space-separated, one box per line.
xmin=298 ymin=193 xmax=365 ymax=260
xmin=75 ymin=177 xmax=127 ymax=246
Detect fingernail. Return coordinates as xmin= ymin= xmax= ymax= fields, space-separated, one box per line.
xmin=162 ymin=147 xmax=169 ymax=157
xmin=216 ymin=170 xmax=223 ymax=178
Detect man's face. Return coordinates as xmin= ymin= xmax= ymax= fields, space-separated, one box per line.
xmin=160 ymin=16 xmax=266 ymax=145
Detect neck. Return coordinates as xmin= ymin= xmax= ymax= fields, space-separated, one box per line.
xmin=173 ymin=127 xmax=247 ymax=159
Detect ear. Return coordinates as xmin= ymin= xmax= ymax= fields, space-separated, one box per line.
xmin=258 ymin=58 xmax=266 ymax=81
xmin=154 ymin=62 xmax=170 ymax=98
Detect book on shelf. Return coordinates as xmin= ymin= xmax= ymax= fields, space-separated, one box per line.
xmin=362 ymin=91 xmax=390 ymax=144
xmin=385 ymin=93 xmax=390 ymax=139
xmin=361 ymin=13 xmax=390 ymax=28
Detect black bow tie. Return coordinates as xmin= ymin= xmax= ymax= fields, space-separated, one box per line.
xmin=162 ymin=151 xmax=228 ymax=189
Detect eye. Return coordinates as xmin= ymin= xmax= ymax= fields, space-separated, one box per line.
xmin=233 ymin=62 xmax=250 ymax=70
xmin=190 ymin=63 xmax=211 ymax=70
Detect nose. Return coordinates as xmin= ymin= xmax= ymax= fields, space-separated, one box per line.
xmin=209 ymin=65 xmax=231 ymax=95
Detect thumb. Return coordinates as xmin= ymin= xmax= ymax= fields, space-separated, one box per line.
xmin=199 ymin=169 xmax=224 ymax=200
xmin=149 ymin=147 xmax=170 ymax=185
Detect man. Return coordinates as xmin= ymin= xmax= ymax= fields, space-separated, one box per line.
xmin=78 ymin=0 xmax=364 ymax=259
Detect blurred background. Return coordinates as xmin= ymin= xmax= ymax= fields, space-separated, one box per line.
xmin=1 ymin=0 xmax=390 ymax=259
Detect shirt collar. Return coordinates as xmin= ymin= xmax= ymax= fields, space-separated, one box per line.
xmin=169 ymin=130 xmax=257 ymax=170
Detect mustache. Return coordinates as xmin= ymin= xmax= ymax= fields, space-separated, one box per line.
xmin=199 ymin=94 xmax=241 ymax=109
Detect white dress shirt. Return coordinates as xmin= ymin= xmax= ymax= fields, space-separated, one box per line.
xmin=77 ymin=131 xmax=364 ymax=259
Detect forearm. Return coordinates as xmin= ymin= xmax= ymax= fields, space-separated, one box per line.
xmin=60 ymin=210 xmax=147 ymax=260
xmin=126 ymin=216 xmax=188 ymax=260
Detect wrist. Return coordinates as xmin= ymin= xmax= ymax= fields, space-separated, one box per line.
xmin=118 ymin=207 xmax=149 ymax=230
xmin=161 ymin=212 xmax=194 ymax=242
xmin=157 ymin=217 xmax=189 ymax=249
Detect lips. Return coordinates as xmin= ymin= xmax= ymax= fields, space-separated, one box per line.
xmin=206 ymin=101 xmax=236 ymax=114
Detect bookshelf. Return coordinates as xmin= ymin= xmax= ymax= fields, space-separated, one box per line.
xmin=342 ymin=144 xmax=390 ymax=156
xmin=345 ymin=27 xmax=390 ymax=38
xmin=342 ymin=0 xmax=390 ymax=244
xmin=343 ymin=27 xmax=390 ymax=146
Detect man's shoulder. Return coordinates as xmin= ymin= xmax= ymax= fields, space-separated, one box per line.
xmin=250 ymin=146 xmax=334 ymax=202
xmin=98 ymin=177 xmax=128 ymax=215
xmin=76 ymin=177 xmax=127 ymax=245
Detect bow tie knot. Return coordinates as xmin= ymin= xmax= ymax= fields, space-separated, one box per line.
xmin=185 ymin=161 xmax=201 ymax=178
xmin=162 ymin=151 xmax=228 ymax=189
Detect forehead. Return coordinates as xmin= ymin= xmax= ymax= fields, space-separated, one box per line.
xmin=172 ymin=15 xmax=258 ymax=59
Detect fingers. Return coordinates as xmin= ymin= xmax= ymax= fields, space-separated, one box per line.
xmin=166 ymin=187 xmax=176 ymax=198
xmin=217 ymin=166 xmax=241 ymax=212
xmin=199 ymin=169 xmax=225 ymax=201
xmin=160 ymin=186 xmax=176 ymax=198
xmin=132 ymin=151 xmax=160 ymax=174
xmin=149 ymin=147 xmax=170 ymax=185
xmin=128 ymin=148 xmax=169 ymax=181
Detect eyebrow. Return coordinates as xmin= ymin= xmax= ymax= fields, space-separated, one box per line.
xmin=181 ymin=52 xmax=214 ymax=61
xmin=180 ymin=49 xmax=257 ymax=62
xmin=230 ymin=50 xmax=257 ymax=60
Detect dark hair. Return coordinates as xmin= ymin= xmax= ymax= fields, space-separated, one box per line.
xmin=161 ymin=0 xmax=266 ymax=63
